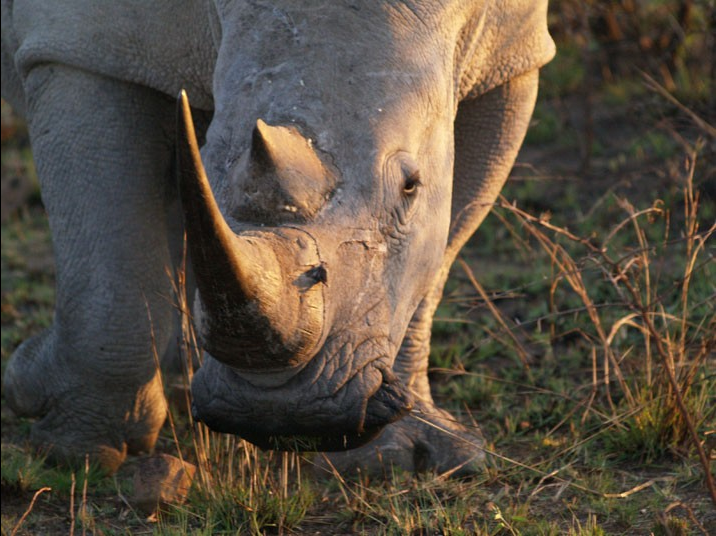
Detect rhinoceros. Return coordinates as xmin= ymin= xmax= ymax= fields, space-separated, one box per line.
xmin=1 ymin=0 xmax=554 ymax=475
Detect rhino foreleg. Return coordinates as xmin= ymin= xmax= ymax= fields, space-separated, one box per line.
xmin=3 ymin=65 xmax=182 ymax=472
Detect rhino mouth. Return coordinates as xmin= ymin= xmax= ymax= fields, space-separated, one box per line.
xmin=190 ymin=338 xmax=413 ymax=451
xmin=227 ymin=375 xmax=411 ymax=451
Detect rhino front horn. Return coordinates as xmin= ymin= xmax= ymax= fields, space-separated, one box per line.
xmin=176 ymin=91 xmax=326 ymax=370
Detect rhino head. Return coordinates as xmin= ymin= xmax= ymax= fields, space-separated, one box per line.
xmin=179 ymin=3 xmax=462 ymax=451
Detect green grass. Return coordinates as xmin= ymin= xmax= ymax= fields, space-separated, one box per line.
xmin=1 ymin=443 xmax=50 ymax=492
xmin=156 ymin=443 xmax=315 ymax=534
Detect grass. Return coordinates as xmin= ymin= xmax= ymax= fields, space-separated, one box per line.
xmin=2 ymin=2 xmax=715 ymax=532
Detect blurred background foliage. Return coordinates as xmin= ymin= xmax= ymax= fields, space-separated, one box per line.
xmin=542 ymin=0 xmax=713 ymax=165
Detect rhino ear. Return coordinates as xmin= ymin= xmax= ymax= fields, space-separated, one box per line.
xmin=242 ymin=120 xmax=335 ymax=220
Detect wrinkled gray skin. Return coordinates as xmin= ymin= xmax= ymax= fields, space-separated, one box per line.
xmin=2 ymin=0 xmax=554 ymax=474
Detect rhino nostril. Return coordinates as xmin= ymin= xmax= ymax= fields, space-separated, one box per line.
xmin=305 ymin=263 xmax=328 ymax=286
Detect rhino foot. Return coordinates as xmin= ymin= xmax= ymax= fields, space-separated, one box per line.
xmin=3 ymin=329 xmax=167 ymax=473
xmin=315 ymin=403 xmax=485 ymax=478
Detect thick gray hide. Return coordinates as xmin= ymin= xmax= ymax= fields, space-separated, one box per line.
xmin=1 ymin=0 xmax=554 ymax=474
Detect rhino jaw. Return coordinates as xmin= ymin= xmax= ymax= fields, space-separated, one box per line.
xmin=224 ymin=377 xmax=413 ymax=452
xmin=190 ymin=349 xmax=413 ymax=452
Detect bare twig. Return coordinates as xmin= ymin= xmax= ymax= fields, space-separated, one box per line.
xmin=146 ymin=302 xmax=187 ymax=473
xmin=69 ymin=472 xmax=76 ymax=536
xmin=459 ymin=258 xmax=535 ymax=378
xmin=618 ymin=249 xmax=716 ymax=505
xmin=499 ymin=197 xmax=635 ymax=409
xmin=603 ymin=479 xmax=656 ymax=498
xmin=640 ymin=71 xmax=716 ymax=138
xmin=664 ymin=501 xmax=710 ymax=536
xmin=81 ymin=455 xmax=89 ymax=536
xmin=11 ymin=487 xmax=51 ymax=536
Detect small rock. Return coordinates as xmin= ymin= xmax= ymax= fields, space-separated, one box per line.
xmin=132 ymin=453 xmax=197 ymax=514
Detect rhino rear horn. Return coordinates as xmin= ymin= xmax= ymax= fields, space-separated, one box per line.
xmin=251 ymin=119 xmax=326 ymax=177
xmin=242 ymin=119 xmax=335 ymax=219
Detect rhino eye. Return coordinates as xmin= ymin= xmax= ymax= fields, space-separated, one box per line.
xmin=403 ymin=171 xmax=421 ymax=196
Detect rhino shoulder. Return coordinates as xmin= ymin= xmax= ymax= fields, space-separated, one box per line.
xmin=9 ymin=0 xmax=218 ymax=109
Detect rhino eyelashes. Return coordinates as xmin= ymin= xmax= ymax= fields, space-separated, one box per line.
xmin=305 ymin=264 xmax=328 ymax=286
